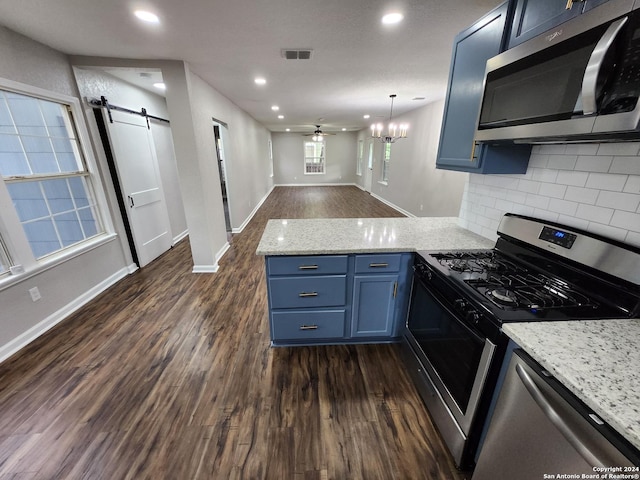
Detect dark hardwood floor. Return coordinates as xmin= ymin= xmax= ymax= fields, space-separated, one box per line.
xmin=0 ymin=186 xmax=467 ymax=480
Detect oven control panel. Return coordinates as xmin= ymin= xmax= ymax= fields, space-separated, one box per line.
xmin=538 ymin=226 xmax=577 ymax=249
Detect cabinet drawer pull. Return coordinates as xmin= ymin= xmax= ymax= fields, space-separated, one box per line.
xmin=299 ymin=325 xmax=319 ymax=330
xmin=298 ymin=265 xmax=318 ymax=270
xmin=298 ymin=292 xmax=318 ymax=297
xmin=369 ymin=263 xmax=389 ymax=268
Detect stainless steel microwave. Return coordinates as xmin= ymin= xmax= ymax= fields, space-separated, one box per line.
xmin=475 ymin=0 xmax=640 ymax=144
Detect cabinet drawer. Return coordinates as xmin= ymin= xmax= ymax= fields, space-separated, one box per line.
xmin=269 ymin=275 xmax=347 ymax=309
xmin=267 ymin=255 xmax=348 ymax=276
xmin=271 ymin=310 xmax=346 ymax=340
xmin=355 ymin=254 xmax=402 ymax=273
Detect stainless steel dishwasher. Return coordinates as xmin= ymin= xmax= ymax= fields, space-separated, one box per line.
xmin=473 ymin=350 xmax=640 ymax=479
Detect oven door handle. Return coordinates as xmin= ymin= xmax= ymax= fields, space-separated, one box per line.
xmin=412 ymin=271 xmax=485 ymax=345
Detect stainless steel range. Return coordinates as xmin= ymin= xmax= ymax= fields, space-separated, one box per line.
xmin=401 ymin=214 xmax=640 ymax=469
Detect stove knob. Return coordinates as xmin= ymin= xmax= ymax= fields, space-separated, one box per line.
xmin=454 ymin=299 xmax=467 ymax=311
xmin=466 ymin=310 xmax=481 ymax=325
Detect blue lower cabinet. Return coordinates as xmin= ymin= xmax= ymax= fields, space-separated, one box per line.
xmin=265 ymin=253 xmax=412 ymax=346
xmin=351 ymin=275 xmax=398 ymax=338
xmin=271 ymin=310 xmax=346 ymax=342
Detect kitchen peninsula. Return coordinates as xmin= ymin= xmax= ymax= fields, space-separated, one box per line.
xmin=256 ymin=217 xmax=493 ymax=347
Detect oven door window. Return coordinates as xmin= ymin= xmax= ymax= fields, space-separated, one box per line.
xmin=408 ymin=278 xmax=485 ymax=414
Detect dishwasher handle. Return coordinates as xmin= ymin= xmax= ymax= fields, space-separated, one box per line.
xmin=516 ymin=363 xmax=606 ymax=467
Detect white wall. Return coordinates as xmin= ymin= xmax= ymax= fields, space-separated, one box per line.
xmin=356 ymin=100 xmax=468 ymax=217
xmin=0 ymin=27 xmax=130 ymax=360
xmin=187 ymin=71 xmax=274 ymax=233
xmin=272 ymin=132 xmax=358 ymax=185
xmin=459 ymin=143 xmax=640 ymax=247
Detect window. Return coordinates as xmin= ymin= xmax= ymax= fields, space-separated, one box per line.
xmin=381 ymin=143 xmax=391 ymax=183
xmin=0 ymin=88 xmax=103 ymax=260
xmin=304 ymin=140 xmax=325 ymax=174
xmin=0 ymin=238 xmax=10 ymax=276
xmin=356 ymin=139 xmax=364 ymax=176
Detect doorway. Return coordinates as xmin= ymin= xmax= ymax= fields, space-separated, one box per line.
xmin=364 ymin=139 xmax=374 ymax=193
xmin=213 ymin=123 xmax=232 ymax=238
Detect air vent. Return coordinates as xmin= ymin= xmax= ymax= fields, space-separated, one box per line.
xmin=281 ymin=49 xmax=313 ymax=60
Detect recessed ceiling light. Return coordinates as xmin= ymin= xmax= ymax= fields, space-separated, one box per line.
xmin=342 ymin=128 xmax=347 ymax=131
xmin=382 ymin=12 xmax=404 ymax=25
xmin=271 ymin=105 xmax=280 ymax=111
xmin=286 ymin=128 xmax=291 ymax=132
xmin=363 ymin=114 xmax=370 ymax=119
xmin=134 ymin=10 xmax=160 ymax=23
xmin=278 ymin=115 xmax=284 ymax=119
xmin=153 ymin=82 xmax=166 ymax=90
xmin=254 ymin=77 xmax=267 ymax=85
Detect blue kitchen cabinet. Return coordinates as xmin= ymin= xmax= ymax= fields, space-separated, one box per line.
xmin=508 ymin=0 xmax=611 ymax=49
xmin=265 ymin=253 xmax=412 ymax=346
xmin=436 ymin=2 xmax=531 ymax=174
xmin=351 ymin=253 xmax=412 ymax=338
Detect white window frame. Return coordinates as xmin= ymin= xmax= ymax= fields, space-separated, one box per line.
xmin=356 ymin=139 xmax=364 ymax=176
xmin=0 ymin=78 xmax=115 ymax=289
xmin=380 ymin=142 xmax=391 ymax=184
xmin=303 ymin=139 xmax=326 ymax=175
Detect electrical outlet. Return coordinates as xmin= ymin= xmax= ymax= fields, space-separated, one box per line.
xmin=29 ymin=287 xmax=41 ymax=302
xmin=420 ymin=204 xmax=424 ymax=211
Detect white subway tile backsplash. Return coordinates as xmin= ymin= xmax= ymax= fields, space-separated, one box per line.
xmin=531 ymin=168 xmax=559 ymax=183
xmin=518 ymin=179 xmax=541 ymax=194
xmin=459 ymin=142 xmax=639 ymax=247
xmin=609 ymin=157 xmax=640 ymax=175
xmin=565 ymin=144 xmax=599 ymax=156
xmin=539 ymin=183 xmax=567 ymax=199
xmin=556 ymin=170 xmax=589 ymax=186
xmin=557 ymin=215 xmax=589 ymax=230
xmin=525 ymin=193 xmax=550 ymax=210
xmin=623 ymin=176 xmax=640 ymax=194
xmin=564 ymin=186 xmax=599 ymax=205
xmin=625 ymin=231 xmax=640 ymax=248
xmin=548 ymin=154 xmax=577 ymax=170
xmin=548 ymin=198 xmax=579 ymax=216
xmin=596 ymin=191 xmax=640 ymax=212
xmin=575 ymin=204 xmax=615 ymax=225
xmin=528 ymin=154 xmax=549 ymax=168
xmin=610 ymin=210 xmax=640 ymax=233
xmin=575 ymin=155 xmax=612 ymax=173
xmin=597 ymin=142 xmax=640 ymax=156
xmin=585 ymin=173 xmax=628 ymax=191
xmin=586 ymin=222 xmax=628 ymax=242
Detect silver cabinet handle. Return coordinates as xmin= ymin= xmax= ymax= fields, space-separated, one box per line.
xmin=515 ymin=363 xmax=605 ymax=467
xmin=299 ymin=325 xmax=318 ymax=330
xmin=369 ymin=263 xmax=389 ymax=268
xmin=298 ymin=265 xmax=318 ymax=270
xmin=298 ymin=292 xmax=318 ymax=297
xmin=582 ymin=16 xmax=628 ymax=115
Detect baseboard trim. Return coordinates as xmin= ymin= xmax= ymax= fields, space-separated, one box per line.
xmin=273 ymin=182 xmax=359 ymax=187
xmin=232 ymin=185 xmax=275 ymax=234
xmin=172 ymin=229 xmax=189 ymax=245
xmin=370 ymin=192 xmax=416 ymax=218
xmin=192 ymin=264 xmax=219 ymax=273
xmin=0 ymin=266 xmax=131 ymax=364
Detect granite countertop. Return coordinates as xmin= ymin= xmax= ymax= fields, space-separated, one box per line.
xmin=503 ymin=320 xmax=640 ymax=451
xmin=256 ymin=217 xmax=494 ymax=255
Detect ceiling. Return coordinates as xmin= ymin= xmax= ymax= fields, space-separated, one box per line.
xmin=0 ymin=0 xmax=501 ymax=133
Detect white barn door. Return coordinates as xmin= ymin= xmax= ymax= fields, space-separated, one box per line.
xmin=104 ymin=110 xmax=172 ymax=267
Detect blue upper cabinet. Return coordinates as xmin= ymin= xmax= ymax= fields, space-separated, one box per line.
xmin=508 ymin=0 xmax=610 ymax=49
xmin=436 ymin=2 xmax=531 ymax=174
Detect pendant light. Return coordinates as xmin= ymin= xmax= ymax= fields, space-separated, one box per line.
xmin=371 ymin=94 xmax=409 ymax=143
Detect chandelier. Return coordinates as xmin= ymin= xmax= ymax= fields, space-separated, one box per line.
xmin=371 ymin=94 xmax=408 ymax=143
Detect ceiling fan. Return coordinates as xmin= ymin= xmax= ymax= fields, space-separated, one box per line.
xmin=303 ymin=125 xmax=335 ymax=141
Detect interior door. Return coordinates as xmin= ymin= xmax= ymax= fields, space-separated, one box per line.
xmin=104 ymin=110 xmax=172 ymax=267
xmin=364 ymin=140 xmax=374 ymax=192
